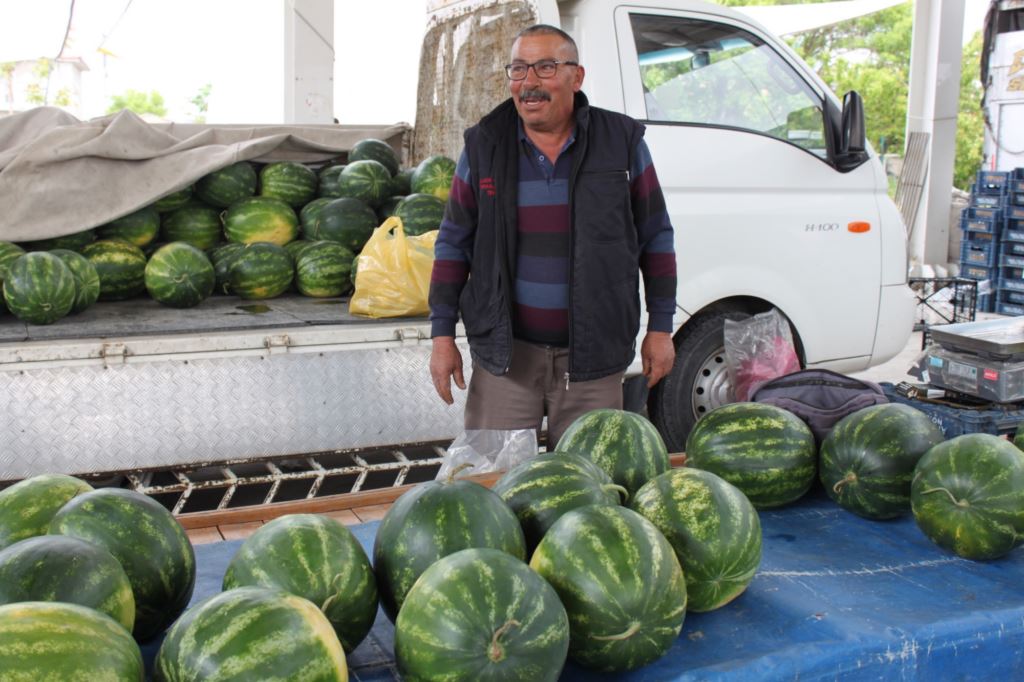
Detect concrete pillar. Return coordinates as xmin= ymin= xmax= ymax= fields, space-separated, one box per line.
xmin=905 ymin=0 xmax=965 ymax=267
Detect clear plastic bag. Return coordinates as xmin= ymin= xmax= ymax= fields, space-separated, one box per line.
xmin=724 ymin=308 xmax=801 ymax=402
xmin=349 ymin=216 xmax=437 ymax=318
xmin=434 ymin=429 xmax=539 ymax=480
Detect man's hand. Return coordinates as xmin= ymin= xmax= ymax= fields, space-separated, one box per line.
xmin=430 ymin=336 xmax=466 ymax=405
xmin=641 ymin=331 xmax=675 ymax=388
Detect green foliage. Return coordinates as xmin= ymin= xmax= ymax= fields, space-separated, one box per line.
xmin=189 ymin=83 xmax=212 ymax=123
xmin=107 ymin=89 xmax=167 ymax=117
xmin=956 ymin=32 xmax=984 ymax=190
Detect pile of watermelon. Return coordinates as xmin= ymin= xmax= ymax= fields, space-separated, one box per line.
xmin=0 ymin=141 xmax=456 ymax=325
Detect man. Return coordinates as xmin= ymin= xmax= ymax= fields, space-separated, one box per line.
xmin=428 ymin=24 xmax=677 ymax=447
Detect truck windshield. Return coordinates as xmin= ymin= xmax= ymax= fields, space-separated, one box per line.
xmin=630 ymin=13 xmax=827 ymax=159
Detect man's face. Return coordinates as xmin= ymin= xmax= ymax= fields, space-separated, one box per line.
xmin=509 ymin=33 xmax=584 ymax=133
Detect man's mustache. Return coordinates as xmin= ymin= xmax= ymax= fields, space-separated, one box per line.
xmin=519 ymin=89 xmax=551 ymax=102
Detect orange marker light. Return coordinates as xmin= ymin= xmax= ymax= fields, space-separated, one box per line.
xmin=848 ymin=222 xmax=871 ymax=233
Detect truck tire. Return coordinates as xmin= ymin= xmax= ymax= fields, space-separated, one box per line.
xmin=648 ymin=310 xmax=750 ymax=452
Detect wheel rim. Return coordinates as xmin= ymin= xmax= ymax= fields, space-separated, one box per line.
xmin=690 ymin=345 xmax=731 ymax=421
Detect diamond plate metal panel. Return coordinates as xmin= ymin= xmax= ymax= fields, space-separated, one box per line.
xmin=0 ymin=345 xmax=470 ymax=480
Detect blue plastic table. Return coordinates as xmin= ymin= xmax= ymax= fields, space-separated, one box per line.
xmin=142 ymin=490 xmax=1024 ymax=680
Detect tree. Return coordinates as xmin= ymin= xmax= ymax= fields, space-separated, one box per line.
xmin=1 ymin=62 xmax=15 ymax=113
xmin=189 ymin=83 xmax=212 ymax=123
xmin=107 ymin=89 xmax=168 ymax=117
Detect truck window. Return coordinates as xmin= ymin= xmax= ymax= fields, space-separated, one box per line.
xmin=629 ymin=13 xmax=827 ymax=159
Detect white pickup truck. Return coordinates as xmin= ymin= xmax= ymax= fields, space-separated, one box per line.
xmin=0 ymin=0 xmax=912 ymax=483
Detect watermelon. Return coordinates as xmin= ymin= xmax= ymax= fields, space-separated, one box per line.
xmin=222 ymin=514 xmax=378 ymax=653
xmin=97 ymin=207 xmax=160 ymax=247
xmin=389 ymin=167 xmax=414 ymax=196
xmin=50 ymin=249 xmax=101 ymax=313
xmin=2 ymin=252 xmax=76 ymax=324
xmin=911 ymin=433 xmax=1024 ymax=560
xmin=820 ymin=403 xmax=945 ymax=520
xmin=411 ymin=154 xmax=456 ymax=202
xmin=0 ymin=535 xmax=135 ymax=631
xmin=82 ymin=239 xmax=148 ymax=301
xmin=318 ymin=164 xmax=346 ymax=198
xmin=0 ymin=473 xmax=92 ymax=550
xmin=224 ymin=197 xmax=299 ymax=246
xmin=228 ymin=242 xmax=294 ymax=300
xmin=296 ymin=241 xmax=355 ymax=297
xmin=152 ymin=186 xmax=194 ymax=212
xmin=349 ymin=138 xmax=400 ymax=176
xmin=1015 ymin=428 xmax=1024 ymax=451
xmin=145 ymin=242 xmax=215 ymax=308
xmin=631 ymin=467 xmax=761 ymax=612
xmin=161 ymin=204 xmax=223 ymax=250
xmin=395 ymin=193 xmax=445 ymax=236
xmin=260 ymin=161 xmax=318 ymax=207
xmin=376 ymin=195 xmax=404 ymax=224
xmin=300 ymin=197 xmax=334 ymax=234
xmin=0 ymin=602 xmax=144 ymax=681
xmin=195 ymin=161 xmax=258 ymax=208
xmin=338 ymin=159 xmax=391 ymax=206
xmin=48 ymin=487 xmax=196 ymax=641
xmin=208 ymin=242 xmax=245 ymax=295
xmin=395 ymin=548 xmax=570 ymax=682
xmin=556 ymin=408 xmax=670 ymax=498
xmin=284 ymin=238 xmax=315 ymax=262
xmin=19 ymin=229 xmax=96 ymax=252
xmin=685 ymin=402 xmax=817 ymax=509
xmin=372 ymin=472 xmax=526 ymax=621
xmin=154 ymin=587 xmax=347 ymax=682
xmin=0 ymin=241 xmax=26 ymax=277
xmin=309 ymin=197 xmax=378 ymax=252
xmin=492 ymin=452 xmax=627 ymax=551
xmin=530 ymin=505 xmax=687 ymax=672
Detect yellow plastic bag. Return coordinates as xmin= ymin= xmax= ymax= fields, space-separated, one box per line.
xmin=349 ymin=216 xmax=438 ymax=318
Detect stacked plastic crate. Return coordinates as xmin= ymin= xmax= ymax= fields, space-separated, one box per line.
xmin=959 ymin=170 xmax=1006 ymax=313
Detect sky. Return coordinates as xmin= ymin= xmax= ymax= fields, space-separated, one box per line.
xmin=0 ymin=0 xmax=992 ymax=125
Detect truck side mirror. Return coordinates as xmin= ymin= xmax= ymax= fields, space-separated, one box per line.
xmin=823 ymin=90 xmax=869 ymax=172
xmin=841 ymin=91 xmax=866 ymax=155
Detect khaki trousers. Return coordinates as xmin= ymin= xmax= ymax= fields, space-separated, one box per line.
xmin=464 ymin=340 xmax=624 ymax=447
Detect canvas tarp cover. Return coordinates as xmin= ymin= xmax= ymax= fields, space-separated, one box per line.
xmin=0 ymin=106 xmax=409 ymax=243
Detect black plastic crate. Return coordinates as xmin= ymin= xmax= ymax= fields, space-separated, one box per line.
xmin=881 ymin=383 xmax=1024 ymax=439
xmin=976 ymin=170 xmax=1011 ymax=194
xmin=909 ymin=277 xmax=978 ymax=347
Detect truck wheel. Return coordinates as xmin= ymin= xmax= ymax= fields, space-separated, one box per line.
xmin=648 ymin=310 xmax=750 ymax=452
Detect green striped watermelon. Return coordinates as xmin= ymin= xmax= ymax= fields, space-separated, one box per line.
xmin=208 ymin=242 xmax=245 ymax=295
xmin=222 ymin=514 xmax=378 ymax=653
xmin=152 ymin=186 xmax=194 ymax=212
xmin=195 ymin=161 xmax=258 ymax=208
xmin=0 ymin=535 xmax=135 ymax=631
xmin=260 ymin=161 xmax=318 ymax=207
xmin=0 ymin=473 xmax=92 ymax=550
xmin=372 ymin=471 xmax=526 ymax=622
xmin=48 ymin=487 xmax=196 ymax=641
xmin=284 ymin=238 xmax=315 ymax=262
xmin=301 ymin=197 xmax=334 ymax=234
xmin=631 ymin=467 xmax=761 ymax=612
xmin=19 ymin=229 xmax=96 ymax=253
xmin=50 ymin=249 xmax=101 ymax=313
xmin=395 ymin=193 xmax=445 ymax=236
xmin=161 ymin=204 xmax=223 ymax=250
xmin=1016 ymin=428 xmax=1024 ymax=451
xmin=309 ymin=198 xmax=378 ymax=252
xmin=97 ymin=207 xmax=160 ymax=247
xmin=556 ymin=409 xmax=670 ymax=498
xmin=0 ymin=602 xmax=144 ymax=681
xmin=911 ymin=433 xmax=1024 ymax=560
xmin=685 ymin=402 xmax=816 ymax=509
xmin=82 ymin=239 xmax=148 ymax=301
xmin=2 ymin=252 xmax=76 ymax=324
xmin=296 ymin=241 xmax=355 ymax=297
xmin=318 ymin=164 xmax=346 ymax=198
xmin=411 ymin=155 xmax=456 ymax=202
xmin=0 ymin=241 xmax=25 ymax=311
xmin=492 ymin=452 xmax=627 ymax=551
xmin=820 ymin=403 xmax=944 ymax=520
xmin=224 ymin=197 xmax=299 ymax=246
xmin=395 ymin=548 xmax=569 ymax=682
xmin=389 ymin=167 xmax=414 ymax=196
xmin=376 ymin=195 xmax=404 ymax=224
xmin=154 ymin=588 xmax=348 ymax=681
xmin=228 ymin=242 xmax=294 ymax=300
xmin=338 ymin=159 xmax=391 ymax=206
xmin=530 ymin=505 xmax=687 ymax=672
xmin=349 ymin=138 xmax=400 ymax=176
xmin=145 ymin=242 xmax=215 ymax=308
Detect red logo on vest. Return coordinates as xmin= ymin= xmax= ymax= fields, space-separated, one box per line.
xmin=480 ymin=177 xmax=496 ymax=197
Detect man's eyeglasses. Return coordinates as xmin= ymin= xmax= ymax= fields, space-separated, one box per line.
xmin=504 ymin=59 xmax=578 ymax=81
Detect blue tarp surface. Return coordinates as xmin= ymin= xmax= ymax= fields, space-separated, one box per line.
xmin=141 ymin=490 xmax=1024 ymax=680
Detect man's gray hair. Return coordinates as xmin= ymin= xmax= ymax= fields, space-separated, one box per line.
xmin=515 ymin=24 xmax=579 ymax=62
